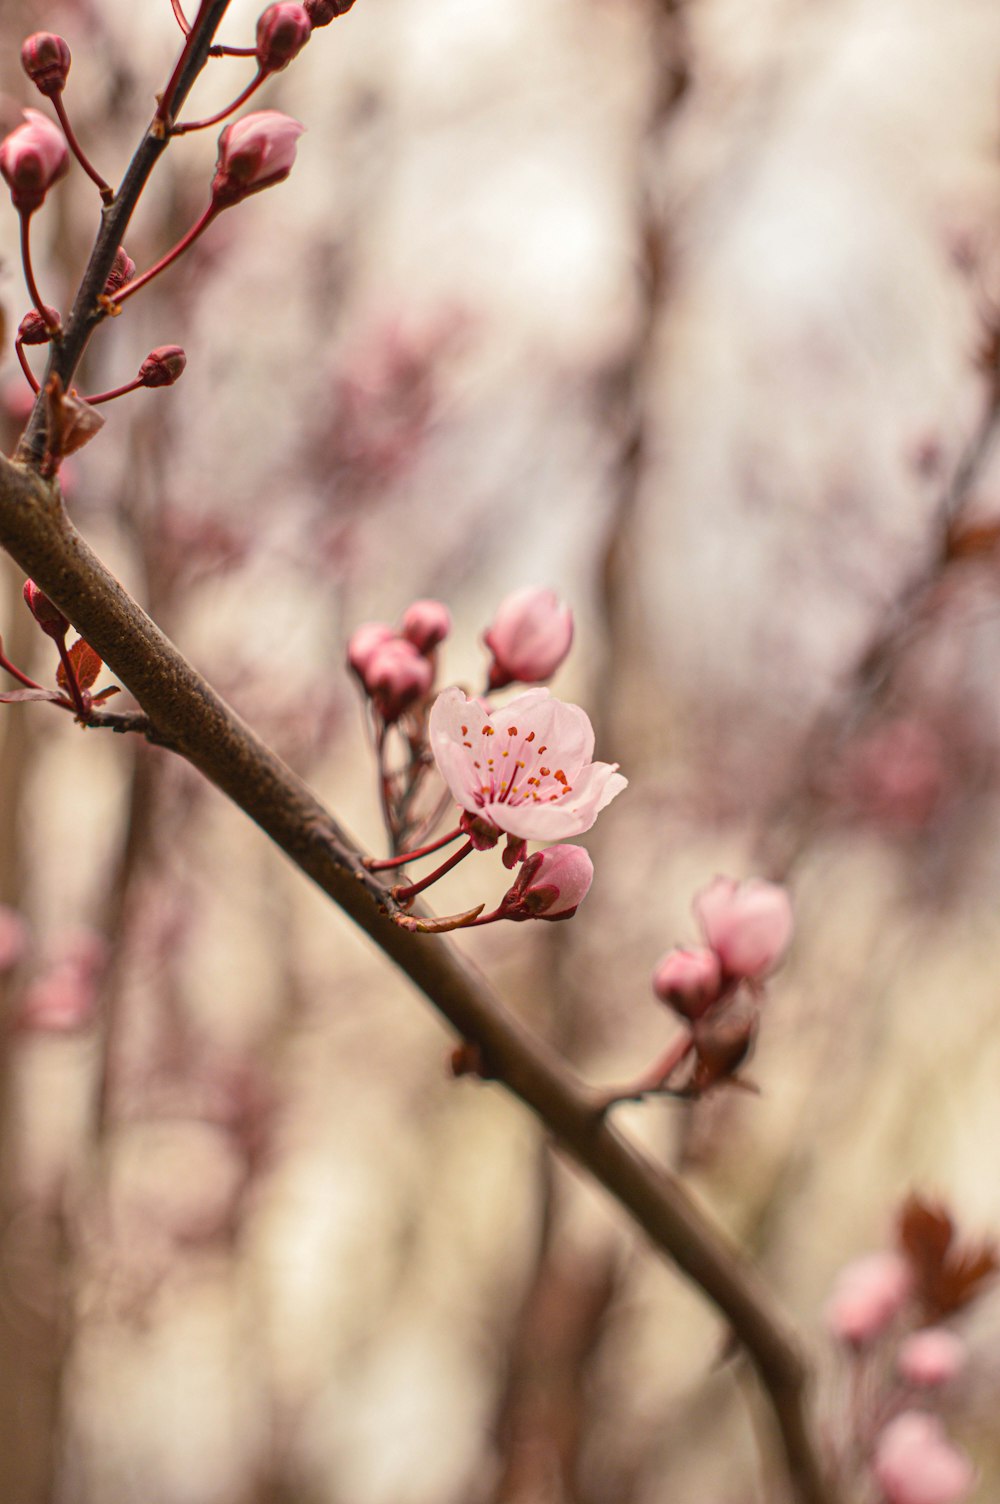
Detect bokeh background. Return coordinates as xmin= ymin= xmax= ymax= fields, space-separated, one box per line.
xmin=2 ymin=0 xmax=1000 ymax=1500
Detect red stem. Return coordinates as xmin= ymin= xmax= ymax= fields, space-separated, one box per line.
xmin=18 ymin=214 xmax=60 ymax=334
xmin=171 ymin=0 xmax=191 ymax=32
xmin=171 ymin=69 xmax=264 ymax=133
xmin=85 ymin=377 xmax=144 ymax=406
xmin=52 ymin=93 xmax=113 ymax=202
xmin=366 ymin=826 xmax=464 ymax=871
xmin=392 ymin=840 xmax=473 ymax=903
xmin=55 ymin=637 xmax=88 ymax=718
xmin=15 ymin=341 xmax=40 ymax=395
xmin=111 ymin=202 xmax=219 ymax=305
xmin=0 ymin=647 xmax=45 ymax=692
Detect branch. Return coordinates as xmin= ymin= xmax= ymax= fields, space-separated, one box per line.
xmin=0 ymin=455 xmax=837 ymax=1504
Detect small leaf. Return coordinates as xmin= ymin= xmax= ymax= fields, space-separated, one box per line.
xmin=56 ymin=638 xmax=103 ymax=693
xmin=0 ymin=688 xmax=65 ymax=704
xmin=89 ymin=686 xmax=121 ymax=704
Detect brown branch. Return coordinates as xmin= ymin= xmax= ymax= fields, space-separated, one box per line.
xmin=0 ymin=454 xmax=837 ymax=1504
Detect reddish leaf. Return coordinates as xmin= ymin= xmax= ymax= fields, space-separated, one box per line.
xmin=0 ymin=688 xmax=65 ymax=704
xmin=56 ymin=638 xmax=103 ymax=693
xmin=89 ymin=686 xmax=121 ymax=704
xmin=897 ymin=1192 xmax=999 ymax=1318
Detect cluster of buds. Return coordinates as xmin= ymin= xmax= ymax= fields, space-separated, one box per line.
xmin=353 ymin=592 xmax=626 ymax=933
xmin=621 ymin=876 xmax=794 ymax=1101
xmin=823 ymin=1195 xmax=996 ymax=1503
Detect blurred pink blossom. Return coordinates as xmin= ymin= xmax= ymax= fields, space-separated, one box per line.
xmin=400 ymin=599 xmax=451 ymax=655
xmin=347 ymin=621 xmax=396 ymax=678
xmin=897 ymin=1328 xmax=967 ymax=1389
xmin=0 ymin=108 xmax=68 ymax=212
xmin=429 ymin=687 xmax=626 ymax=841
xmin=651 ymin=946 xmax=722 ymax=1019
xmin=484 ymin=587 xmax=574 ymax=690
xmin=693 ymin=876 xmax=793 ymax=980
xmin=824 ymin=1251 xmax=913 ymax=1347
xmin=872 ymin=1412 xmax=975 ymax=1504
xmin=364 ymin=637 xmax=433 ymax=721
xmin=16 ymin=929 xmax=107 ymax=1033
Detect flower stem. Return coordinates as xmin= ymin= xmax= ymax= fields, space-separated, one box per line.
xmin=392 ymin=840 xmax=473 ymax=903
xmin=592 ymin=1032 xmax=695 ymax=1114
xmin=55 ymin=637 xmax=88 ymax=718
xmin=0 ymin=646 xmax=45 ymax=691
xmin=15 ymin=340 xmax=40 ymax=395
xmin=365 ymin=826 xmax=464 ymax=871
xmin=19 ymin=214 xmax=61 ymax=335
xmin=209 ymin=43 xmax=258 ymax=57
xmin=85 ymin=377 xmax=144 ymax=406
xmin=170 ymin=0 xmax=191 ymax=32
xmin=110 ymin=202 xmax=218 ymax=306
xmin=171 ymin=70 xmax=264 ymax=133
xmin=52 ymin=93 xmax=113 ymax=202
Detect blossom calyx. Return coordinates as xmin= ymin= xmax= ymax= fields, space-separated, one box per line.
xmin=484 ymin=586 xmax=574 ymax=689
xmin=0 ymin=109 xmax=69 ymax=213
xmin=21 ymin=33 xmax=72 ymax=96
xmin=652 ymin=947 xmax=722 ymax=1020
xmin=138 ymin=346 xmax=187 ymax=388
xmin=23 ymin=579 xmax=68 ymax=639
xmin=18 ymin=308 xmax=59 ymax=344
xmin=304 ymin=0 xmax=357 ymax=23
xmin=694 ymin=875 xmax=793 ymax=981
xmin=103 ymin=246 xmax=136 ymax=296
xmin=429 ymin=686 xmax=626 ymax=842
xmin=210 ymin=111 xmax=305 ymax=210
xmin=256 ymin=3 xmax=313 ymax=73
xmin=401 ymin=599 xmax=451 ymax=655
xmin=501 ymin=845 xmax=594 ymax=921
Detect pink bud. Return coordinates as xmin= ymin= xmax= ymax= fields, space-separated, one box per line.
xmin=211 ymin=110 xmax=305 ymax=210
xmin=0 ymin=109 xmax=69 ymax=213
xmin=347 ymin=621 xmax=395 ymax=678
xmin=364 ymin=637 xmax=433 ymax=721
xmin=17 ymin=308 xmax=58 ymax=345
xmin=484 ymin=587 xmax=574 ymax=689
xmin=16 ymin=930 xmax=107 ymax=1034
xmin=0 ymin=906 xmax=29 ymax=973
xmin=304 ymin=0 xmax=356 ymax=23
xmin=21 ymin=33 xmax=72 ymax=96
xmin=256 ymin=3 xmax=313 ymax=73
xmin=872 ymin=1412 xmax=975 ymax=1504
xmin=23 ymin=579 xmax=68 ymax=639
xmin=138 ymin=345 xmax=187 ymax=388
xmin=503 ymin=845 xmax=594 ymax=921
xmin=401 ymin=599 xmax=451 ymax=655
xmin=693 ymin=875 xmax=793 ymax=980
xmin=824 ymin=1252 xmax=913 ymax=1347
xmin=651 ymin=946 xmax=722 ymax=1020
xmin=898 ymin=1329 xmax=967 ymax=1389
xmin=103 ymin=246 xmax=136 ymax=295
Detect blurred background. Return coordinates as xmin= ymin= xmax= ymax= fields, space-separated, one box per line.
xmin=2 ymin=0 xmax=1000 ymax=1500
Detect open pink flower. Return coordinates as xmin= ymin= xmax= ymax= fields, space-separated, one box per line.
xmin=429 ymin=687 xmax=626 ymax=841
xmin=872 ymin=1412 xmax=975 ymax=1504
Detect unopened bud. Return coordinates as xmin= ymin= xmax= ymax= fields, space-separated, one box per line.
xmin=897 ymin=1328 xmax=967 ymax=1389
xmin=211 ymin=110 xmax=305 ymax=210
xmin=347 ymin=621 xmax=395 ymax=678
xmin=256 ymin=3 xmax=313 ymax=73
xmin=23 ymin=579 xmax=68 ymax=639
xmin=484 ymin=586 xmax=574 ymax=690
xmin=872 ymin=1412 xmax=975 ymax=1504
xmin=364 ymin=637 xmax=433 ymax=721
xmin=18 ymin=308 xmax=59 ymax=344
xmin=0 ymin=108 xmax=69 ymax=213
xmin=138 ymin=345 xmax=187 ymax=388
xmin=824 ymin=1252 xmax=913 ymax=1348
xmin=103 ymin=246 xmax=136 ymax=295
xmin=400 ymin=598 xmax=451 ymax=655
xmin=651 ymin=947 xmax=722 ymax=1020
xmin=304 ymin=0 xmax=357 ymax=22
xmin=694 ymin=875 xmax=793 ymax=981
xmin=21 ymin=33 xmax=72 ymax=97
xmin=501 ymin=844 xmax=594 ymax=921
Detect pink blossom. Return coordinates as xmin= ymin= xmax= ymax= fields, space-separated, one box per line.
xmin=364 ymin=638 xmax=433 ymax=721
xmin=897 ymin=1329 xmax=967 ymax=1389
xmin=347 ymin=621 xmax=395 ymax=678
xmin=651 ymin=947 xmax=722 ymax=1020
xmin=256 ymin=3 xmax=313 ymax=73
xmin=429 ymin=687 xmax=626 ymax=841
xmin=400 ymin=599 xmax=451 ymax=655
xmin=0 ymin=109 xmax=69 ymax=213
xmin=21 ymin=33 xmax=72 ymax=96
xmin=506 ymin=844 xmax=594 ymax=920
xmin=0 ymin=906 xmax=29 ymax=973
xmin=484 ymin=587 xmax=574 ymax=690
xmin=872 ymin=1412 xmax=975 ymax=1504
xmin=694 ymin=875 xmax=793 ymax=980
xmin=211 ymin=111 xmax=305 ymax=209
xmin=16 ymin=930 xmax=107 ymax=1033
xmin=824 ymin=1251 xmax=913 ymax=1347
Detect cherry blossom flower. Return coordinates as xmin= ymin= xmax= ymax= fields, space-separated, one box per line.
xmin=210 ymin=111 xmax=305 ymax=209
xmin=364 ymin=637 xmax=433 ymax=720
xmin=824 ymin=1251 xmax=913 ymax=1347
xmin=429 ymin=687 xmax=626 ymax=841
xmin=503 ymin=844 xmax=594 ymax=920
xmin=484 ymin=587 xmax=574 ymax=689
xmin=651 ymin=947 xmax=722 ymax=1019
xmin=694 ymin=875 xmax=793 ymax=980
xmin=0 ymin=108 xmax=69 ymax=213
xmin=872 ymin=1412 xmax=975 ymax=1504
xmin=401 ymin=599 xmax=451 ymax=654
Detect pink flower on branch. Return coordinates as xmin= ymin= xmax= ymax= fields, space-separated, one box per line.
xmin=500 ymin=844 xmax=594 ymax=921
xmin=484 ymin=587 xmax=574 ymax=690
xmin=429 ymin=687 xmax=626 ymax=841
xmin=211 ymin=110 xmax=305 ymax=209
xmin=0 ymin=108 xmax=68 ymax=213
xmin=897 ymin=1328 xmax=967 ymax=1389
xmin=824 ymin=1251 xmax=913 ymax=1347
xmin=872 ymin=1412 xmax=975 ymax=1504
xmin=694 ymin=875 xmax=793 ymax=981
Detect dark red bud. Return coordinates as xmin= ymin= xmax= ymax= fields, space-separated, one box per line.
xmin=303 ymin=0 xmax=357 ymax=22
xmin=23 ymin=579 xmax=68 ymax=639
xmin=18 ymin=308 xmax=59 ymax=344
xmin=138 ymin=346 xmax=187 ymax=387
xmin=256 ymin=3 xmax=313 ymax=73
xmin=21 ymin=33 xmax=72 ymax=96
xmin=103 ymin=246 xmax=136 ymax=295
